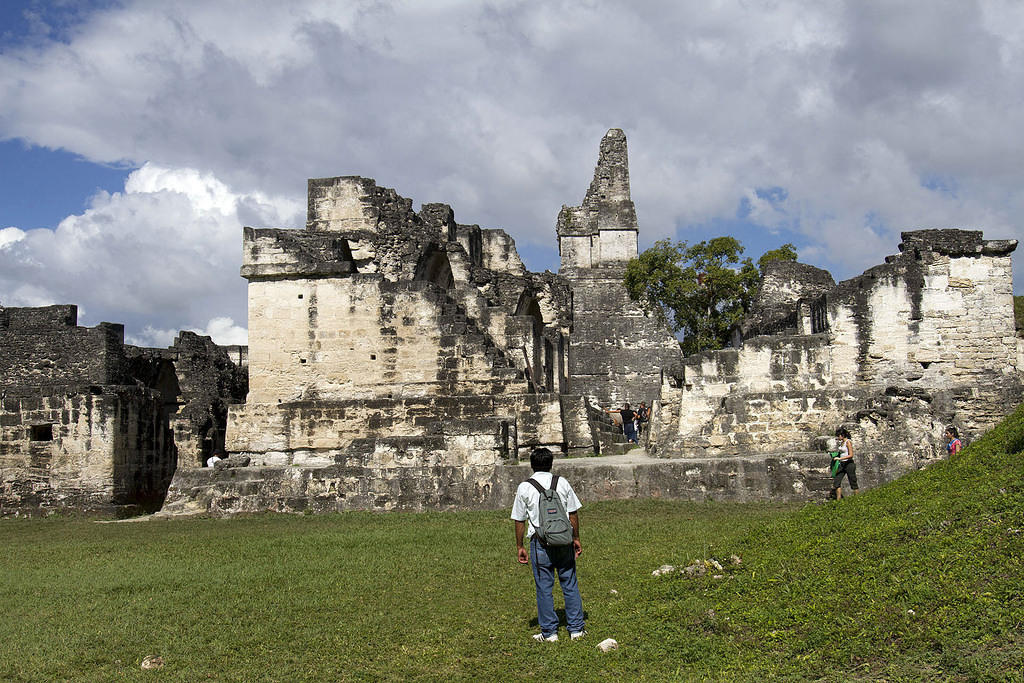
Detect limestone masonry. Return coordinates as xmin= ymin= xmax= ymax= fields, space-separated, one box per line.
xmin=2 ymin=129 xmax=1020 ymax=516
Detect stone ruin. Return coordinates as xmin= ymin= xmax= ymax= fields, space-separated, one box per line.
xmin=0 ymin=307 xmax=246 ymax=514
xmin=1 ymin=129 xmax=1020 ymax=516
xmin=651 ymin=228 xmax=1020 ymax=498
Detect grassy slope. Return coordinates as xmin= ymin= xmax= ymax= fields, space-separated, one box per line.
xmin=1 ymin=406 xmax=1022 ymax=681
xmin=639 ymin=406 xmax=1024 ymax=681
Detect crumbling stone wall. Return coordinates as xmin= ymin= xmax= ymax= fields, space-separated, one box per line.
xmin=127 ymin=332 xmax=248 ymax=468
xmin=221 ymin=169 xmax=585 ymax=499
xmin=827 ymin=230 xmax=1017 ymax=389
xmin=0 ymin=306 xmax=128 ymax=388
xmin=227 ymin=393 xmax=575 ymax=466
xmin=1 ymin=387 xmax=175 ymax=514
xmin=0 ymin=303 xmax=248 ymax=514
xmin=653 ymin=229 xmax=1021 ymax=475
xmin=0 ymin=306 xmax=177 ymax=514
xmin=740 ymin=261 xmax=835 ymax=338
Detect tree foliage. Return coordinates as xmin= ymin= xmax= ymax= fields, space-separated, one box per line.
xmin=624 ymin=238 xmax=796 ymax=356
xmin=757 ymin=243 xmax=797 ymax=271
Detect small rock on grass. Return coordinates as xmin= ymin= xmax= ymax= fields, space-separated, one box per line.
xmin=141 ymin=655 xmax=164 ymax=670
xmin=597 ymin=638 xmax=619 ymax=652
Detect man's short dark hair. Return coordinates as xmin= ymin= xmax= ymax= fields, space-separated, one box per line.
xmin=530 ymin=447 xmax=554 ymax=472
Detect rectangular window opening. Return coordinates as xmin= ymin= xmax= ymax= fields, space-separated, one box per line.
xmin=30 ymin=424 xmax=53 ymax=441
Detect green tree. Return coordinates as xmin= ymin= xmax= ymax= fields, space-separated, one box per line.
xmin=757 ymin=243 xmax=797 ymax=271
xmin=624 ymin=238 xmax=795 ymax=355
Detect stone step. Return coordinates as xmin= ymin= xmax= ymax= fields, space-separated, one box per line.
xmin=599 ymin=441 xmax=635 ymax=456
xmin=440 ymin=304 xmax=462 ymax=315
xmin=491 ymin=367 xmax=523 ymax=381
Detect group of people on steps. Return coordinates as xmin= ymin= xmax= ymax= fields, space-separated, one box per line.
xmin=605 ymin=402 xmax=650 ymax=444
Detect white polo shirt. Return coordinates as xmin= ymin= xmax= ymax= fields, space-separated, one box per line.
xmin=510 ymin=471 xmax=582 ymax=539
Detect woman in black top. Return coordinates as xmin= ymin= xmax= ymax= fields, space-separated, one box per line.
xmin=606 ymin=403 xmax=638 ymax=444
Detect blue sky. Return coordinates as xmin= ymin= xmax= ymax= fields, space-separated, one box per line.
xmin=0 ymin=1 xmax=133 ymax=228
xmin=2 ymin=1 xmax=1023 ymax=346
xmin=0 ymin=140 xmax=132 ymax=230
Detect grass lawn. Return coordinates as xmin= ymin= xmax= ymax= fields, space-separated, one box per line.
xmin=2 ymin=407 xmax=1024 ymax=681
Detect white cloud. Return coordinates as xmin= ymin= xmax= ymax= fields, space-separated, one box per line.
xmin=0 ymin=227 xmax=26 ymax=250
xmin=127 ymin=316 xmax=248 ymax=348
xmin=0 ymin=163 xmax=300 ymax=342
xmin=0 ymin=0 xmax=1022 ymax=298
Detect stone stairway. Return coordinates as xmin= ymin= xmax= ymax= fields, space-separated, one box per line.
xmin=586 ymin=402 xmax=634 ymax=455
xmin=435 ymin=296 xmax=529 ymax=389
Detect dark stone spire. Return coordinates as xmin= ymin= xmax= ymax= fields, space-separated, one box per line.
xmin=581 ymin=128 xmax=637 ymax=230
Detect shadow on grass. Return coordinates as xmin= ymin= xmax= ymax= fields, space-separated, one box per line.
xmin=528 ymin=609 xmax=591 ymax=629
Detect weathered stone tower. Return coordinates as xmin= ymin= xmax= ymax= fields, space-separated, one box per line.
xmin=556 ymin=129 xmax=680 ymax=408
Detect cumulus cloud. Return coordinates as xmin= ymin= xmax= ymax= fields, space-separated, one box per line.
xmin=1 ymin=0 xmax=1023 ymax=304
xmin=128 ymin=316 xmax=250 ymax=348
xmin=0 ymin=163 xmax=302 ymax=345
xmin=0 ymin=227 xmax=26 ymax=249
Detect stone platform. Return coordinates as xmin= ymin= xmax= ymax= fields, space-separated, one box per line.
xmin=154 ymin=447 xmax=913 ymax=517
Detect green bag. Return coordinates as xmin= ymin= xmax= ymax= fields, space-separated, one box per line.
xmin=828 ymin=452 xmax=841 ymax=477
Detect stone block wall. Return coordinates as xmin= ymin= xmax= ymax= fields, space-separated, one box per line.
xmin=156 ymin=436 xmax=933 ymax=517
xmin=0 ymin=386 xmax=175 ymax=514
xmin=826 ymin=231 xmax=1018 ymax=389
xmin=245 ymin=275 xmax=528 ymax=403
xmin=0 ymin=305 xmax=127 ymax=391
xmin=661 ymin=335 xmax=835 ymax=446
xmin=1 ymin=302 xmax=248 ymax=514
xmin=566 ymin=268 xmax=682 ymax=408
xmin=161 ymin=418 xmax=517 ymax=516
xmin=227 ymin=392 xmax=577 ymax=467
xmin=653 ymin=229 xmax=1021 ymax=474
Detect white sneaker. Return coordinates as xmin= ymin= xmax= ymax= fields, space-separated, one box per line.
xmin=570 ymin=630 xmax=586 ymax=641
xmin=532 ymin=633 xmax=558 ymax=642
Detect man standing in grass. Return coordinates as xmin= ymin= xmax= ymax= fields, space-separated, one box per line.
xmin=511 ymin=447 xmax=586 ymax=642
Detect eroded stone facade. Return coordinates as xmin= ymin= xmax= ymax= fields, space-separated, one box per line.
xmin=0 ymin=306 xmax=246 ymax=515
xmin=163 ymin=132 xmax=1022 ymax=516
xmin=651 ymin=229 xmax=1020 ymax=496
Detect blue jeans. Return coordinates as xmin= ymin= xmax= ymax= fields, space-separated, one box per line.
xmin=624 ymin=422 xmax=637 ymax=442
xmin=530 ymin=536 xmax=584 ymax=636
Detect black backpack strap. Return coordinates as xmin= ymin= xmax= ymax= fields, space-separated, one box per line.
xmin=527 ymin=475 xmax=558 ymax=493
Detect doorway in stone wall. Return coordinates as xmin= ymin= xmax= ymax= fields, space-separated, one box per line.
xmin=515 ymin=293 xmax=545 ymax=391
xmin=413 ymin=248 xmax=455 ymax=290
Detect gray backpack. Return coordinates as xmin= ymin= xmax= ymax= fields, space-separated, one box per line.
xmin=527 ymin=475 xmax=573 ymax=547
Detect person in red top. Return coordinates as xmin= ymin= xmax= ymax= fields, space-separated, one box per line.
xmin=945 ymin=426 xmax=963 ymax=456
